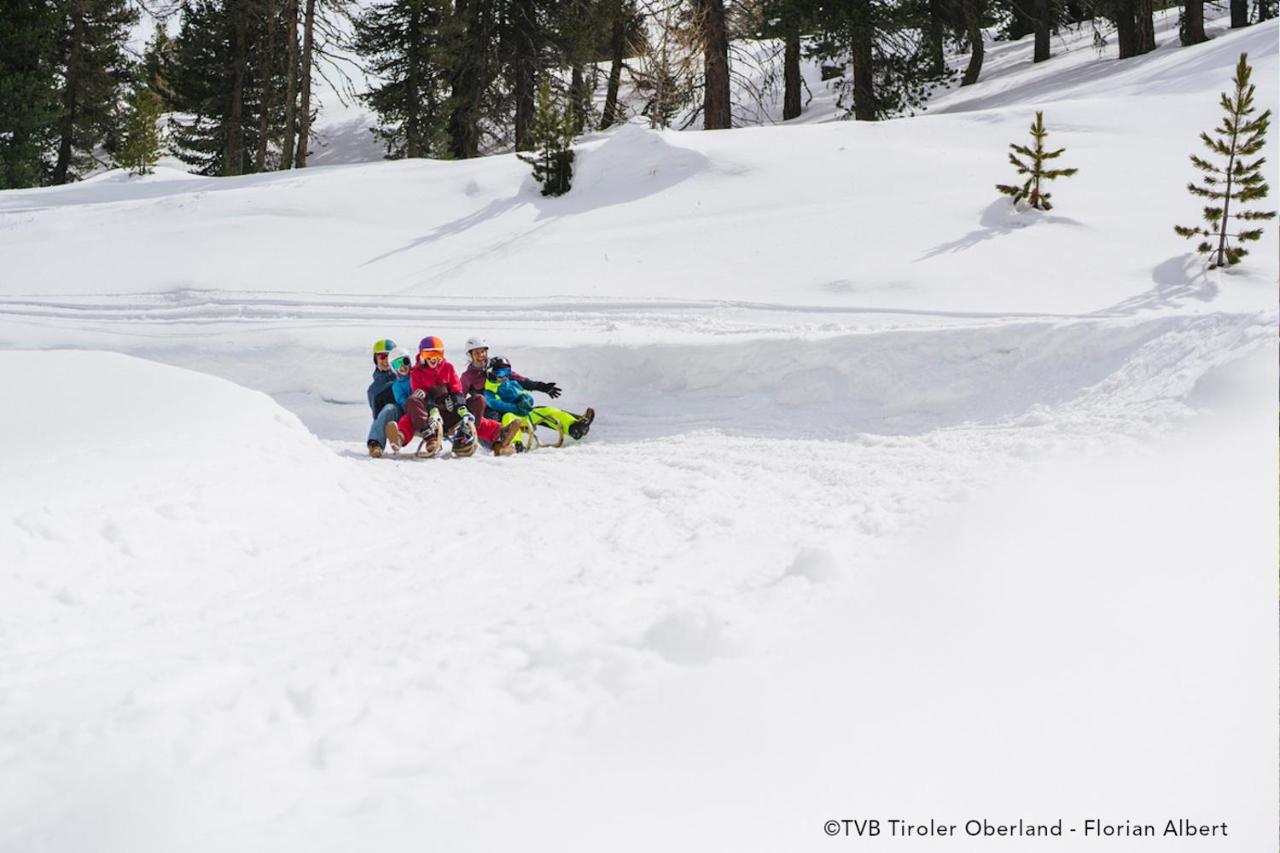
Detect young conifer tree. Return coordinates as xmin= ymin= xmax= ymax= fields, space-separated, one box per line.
xmin=996 ymin=111 xmax=1078 ymax=211
xmin=518 ymin=78 xmax=575 ymax=196
xmin=117 ymin=85 xmax=165 ymax=175
xmin=1174 ymin=53 xmax=1275 ymax=268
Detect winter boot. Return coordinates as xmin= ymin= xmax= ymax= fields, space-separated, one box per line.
xmin=568 ymin=407 xmax=595 ymax=440
xmin=450 ymin=420 xmax=478 ymax=458
xmin=492 ymin=419 xmax=523 ymax=457
xmin=385 ymin=422 xmax=404 ymax=451
xmin=367 ymin=440 xmax=383 ymax=458
xmin=416 ymin=424 xmax=442 ymax=458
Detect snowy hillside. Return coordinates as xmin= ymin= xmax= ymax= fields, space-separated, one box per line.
xmin=1 ymin=17 xmax=1277 ymax=853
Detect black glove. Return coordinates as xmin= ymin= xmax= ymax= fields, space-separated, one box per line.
xmin=529 ymin=380 xmax=562 ymax=399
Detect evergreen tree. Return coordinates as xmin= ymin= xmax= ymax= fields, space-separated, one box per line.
xmin=169 ymin=0 xmax=287 ymax=175
xmin=169 ymin=0 xmax=235 ymax=174
xmin=518 ymin=77 xmax=574 ymax=195
xmin=353 ymin=0 xmax=452 ymax=158
xmin=1174 ymin=53 xmax=1275 ymax=268
xmin=444 ymin=0 xmax=497 ymax=158
xmin=50 ymin=0 xmax=138 ymax=184
xmin=141 ymin=22 xmax=179 ymax=108
xmin=116 ymin=84 xmax=165 ymax=174
xmin=808 ymin=0 xmax=952 ymax=120
xmin=0 ymin=0 xmax=62 ymax=188
xmin=996 ymin=111 xmax=1077 ymax=210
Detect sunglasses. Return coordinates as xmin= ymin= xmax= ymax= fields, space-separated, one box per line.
xmin=375 ymin=352 xmax=390 ymax=360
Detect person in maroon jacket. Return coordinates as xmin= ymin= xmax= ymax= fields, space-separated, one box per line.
xmin=459 ymin=336 xmax=564 ymax=421
xmin=387 ymin=336 xmax=521 ymax=457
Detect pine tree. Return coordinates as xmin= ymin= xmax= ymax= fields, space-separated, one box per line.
xmin=1174 ymin=53 xmax=1275 ymax=268
xmin=116 ymin=84 xmax=165 ymax=174
xmin=50 ymin=0 xmax=139 ymax=184
xmin=809 ymin=0 xmax=952 ymax=120
xmin=353 ymin=0 xmax=452 ymax=158
xmin=169 ymin=0 xmax=287 ymax=175
xmin=141 ymin=22 xmax=179 ymax=107
xmin=996 ymin=111 xmax=1078 ymax=211
xmin=0 ymin=0 xmax=62 ymax=188
xmin=518 ymin=77 xmax=574 ymax=195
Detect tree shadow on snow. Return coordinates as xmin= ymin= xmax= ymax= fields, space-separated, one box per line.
xmin=1091 ymin=254 xmax=1218 ymax=316
xmin=918 ymin=198 xmax=1083 ymax=259
xmin=360 ymin=123 xmax=713 ymax=268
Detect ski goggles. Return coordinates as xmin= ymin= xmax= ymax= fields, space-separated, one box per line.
xmin=419 ymin=349 xmax=444 ymax=362
xmin=392 ymin=355 xmax=413 ymax=371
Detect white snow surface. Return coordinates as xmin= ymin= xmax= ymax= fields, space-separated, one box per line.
xmin=1 ymin=20 xmax=1277 ymax=853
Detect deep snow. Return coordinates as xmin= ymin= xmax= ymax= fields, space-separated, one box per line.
xmin=0 ymin=15 xmax=1277 ymax=853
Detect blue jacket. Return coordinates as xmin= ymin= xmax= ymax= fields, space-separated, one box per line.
xmin=368 ymin=367 xmax=397 ymax=415
xmin=391 ymin=374 xmax=413 ymax=407
xmin=484 ymin=377 xmax=536 ymax=417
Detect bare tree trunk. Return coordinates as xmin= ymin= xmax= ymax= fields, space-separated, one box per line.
xmin=294 ymin=0 xmax=315 ymax=167
xmin=783 ymin=13 xmax=801 ymax=119
xmin=1135 ymin=0 xmax=1156 ymax=52
xmin=226 ymin=0 xmax=250 ymax=175
xmin=569 ymin=64 xmax=589 ymax=135
xmin=1181 ymin=0 xmax=1207 ymax=43
xmin=281 ymin=0 xmax=299 ymax=168
xmin=53 ymin=0 xmax=85 ymax=184
xmin=1033 ymin=0 xmax=1051 ymax=61
xmin=255 ymin=0 xmax=278 ymax=172
xmin=600 ymin=5 xmax=626 ymax=129
xmin=851 ymin=12 xmax=874 ymax=118
xmin=1230 ymin=0 xmax=1248 ymax=25
xmin=960 ymin=0 xmax=984 ymax=86
xmin=405 ymin=0 xmax=422 ymax=156
xmin=1115 ymin=0 xmax=1137 ymax=57
xmin=926 ymin=0 xmax=946 ymax=76
xmin=512 ymin=0 xmax=536 ymax=149
xmin=700 ymin=0 xmax=730 ymax=129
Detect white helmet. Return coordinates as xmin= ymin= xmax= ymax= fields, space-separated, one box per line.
xmin=465 ymin=337 xmax=489 ymax=353
xmin=388 ymin=347 xmax=413 ymax=371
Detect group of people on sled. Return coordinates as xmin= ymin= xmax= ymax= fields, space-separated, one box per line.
xmin=365 ymin=336 xmax=595 ymax=458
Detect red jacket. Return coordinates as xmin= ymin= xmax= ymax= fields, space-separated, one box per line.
xmin=410 ymin=360 xmax=463 ymax=395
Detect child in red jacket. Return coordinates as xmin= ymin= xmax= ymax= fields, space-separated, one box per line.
xmin=386 ymin=336 xmax=521 ymax=457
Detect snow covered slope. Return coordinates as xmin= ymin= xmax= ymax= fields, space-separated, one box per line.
xmin=0 ymin=18 xmax=1276 ymax=853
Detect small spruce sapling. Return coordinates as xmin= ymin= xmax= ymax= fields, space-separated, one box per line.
xmin=1174 ymin=52 xmax=1275 ymax=268
xmin=996 ymin=111 xmax=1078 ymax=211
xmin=117 ymin=85 xmax=165 ymax=176
xmin=518 ymin=79 xmax=575 ymax=197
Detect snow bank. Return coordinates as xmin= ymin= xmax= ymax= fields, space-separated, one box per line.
xmin=0 ymin=348 xmax=369 ymax=662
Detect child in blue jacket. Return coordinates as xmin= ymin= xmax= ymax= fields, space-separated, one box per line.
xmin=483 ymin=356 xmax=594 ymax=448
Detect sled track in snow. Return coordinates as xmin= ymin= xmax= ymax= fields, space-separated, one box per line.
xmin=0 ymin=290 xmax=1120 ymax=330
xmin=0 ymin=291 xmax=1271 ymax=444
